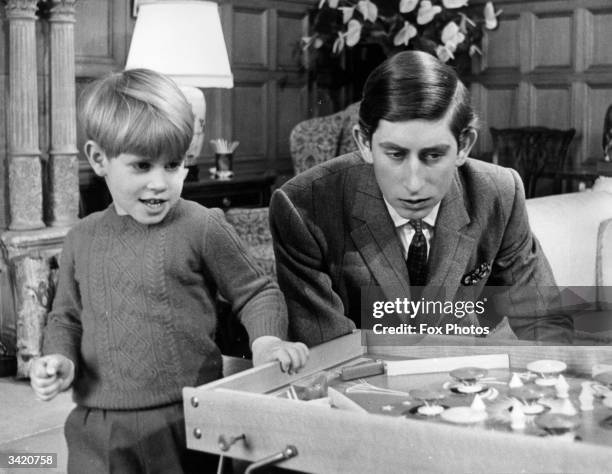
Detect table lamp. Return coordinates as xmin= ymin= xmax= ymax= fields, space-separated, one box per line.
xmin=125 ymin=0 xmax=233 ymax=165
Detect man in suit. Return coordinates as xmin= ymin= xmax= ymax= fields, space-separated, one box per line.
xmin=270 ymin=51 xmax=573 ymax=347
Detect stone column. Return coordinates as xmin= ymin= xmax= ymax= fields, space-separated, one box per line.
xmin=47 ymin=0 xmax=79 ymax=226
xmin=6 ymin=0 xmax=44 ymax=230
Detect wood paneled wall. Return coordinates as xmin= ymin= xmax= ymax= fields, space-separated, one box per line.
xmin=73 ymin=0 xmax=311 ymax=198
xmin=470 ymin=0 xmax=612 ymax=166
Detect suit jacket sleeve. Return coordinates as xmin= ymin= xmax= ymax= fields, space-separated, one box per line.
xmin=489 ymin=169 xmax=573 ymax=343
xmin=269 ymin=188 xmax=355 ymax=346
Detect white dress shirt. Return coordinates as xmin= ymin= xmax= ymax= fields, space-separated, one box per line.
xmin=383 ymin=199 xmax=440 ymax=260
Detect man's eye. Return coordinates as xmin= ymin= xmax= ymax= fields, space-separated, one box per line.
xmin=423 ymin=152 xmax=444 ymax=161
xmin=386 ymin=151 xmax=404 ymax=160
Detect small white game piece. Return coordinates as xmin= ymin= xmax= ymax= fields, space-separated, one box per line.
xmin=555 ymin=374 xmax=570 ymax=399
xmin=381 ymin=404 xmax=394 ymax=412
xmin=508 ymin=372 xmax=523 ymax=388
xmin=440 ymin=406 xmax=487 ymax=424
xmin=510 ymin=400 xmax=526 ymax=431
xmin=579 ymin=385 xmax=594 ymax=411
xmin=559 ymin=398 xmax=577 ymax=416
xmin=471 ymin=394 xmax=486 ymax=412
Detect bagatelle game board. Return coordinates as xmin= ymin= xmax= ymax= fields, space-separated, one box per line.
xmin=183 ymin=332 xmax=612 ymax=473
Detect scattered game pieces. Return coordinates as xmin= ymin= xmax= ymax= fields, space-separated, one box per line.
xmin=593 ymin=370 xmax=612 ymax=389
xmin=510 ymin=385 xmax=548 ymax=415
xmin=449 ymin=367 xmax=488 ymax=394
xmin=579 ymin=382 xmax=594 ymax=411
xmin=510 ymin=400 xmax=526 ymax=431
xmin=410 ymin=389 xmax=446 ymax=416
xmin=526 ymin=360 xmax=567 ymax=387
xmin=508 ymin=372 xmax=524 ymax=388
xmin=559 ymin=399 xmax=578 ymax=416
xmin=471 ymin=394 xmax=487 ymax=412
xmin=555 ymin=374 xmax=570 ymax=399
xmin=440 ymin=406 xmax=488 ymax=424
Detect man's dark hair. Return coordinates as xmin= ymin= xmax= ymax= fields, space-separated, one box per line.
xmin=359 ymin=50 xmax=478 ymax=144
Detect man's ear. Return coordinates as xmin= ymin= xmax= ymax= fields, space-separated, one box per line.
xmin=84 ymin=140 xmax=109 ymax=177
xmin=456 ymin=128 xmax=478 ymax=166
xmin=352 ymin=125 xmax=373 ymax=164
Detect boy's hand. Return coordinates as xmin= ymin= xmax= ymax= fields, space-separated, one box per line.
xmin=29 ymin=355 xmax=75 ymax=401
xmin=251 ymin=336 xmax=309 ymax=374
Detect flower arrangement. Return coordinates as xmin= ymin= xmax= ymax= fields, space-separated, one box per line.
xmin=302 ymin=0 xmax=501 ymax=71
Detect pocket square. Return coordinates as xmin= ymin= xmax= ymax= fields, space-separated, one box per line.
xmin=461 ymin=262 xmax=491 ymax=286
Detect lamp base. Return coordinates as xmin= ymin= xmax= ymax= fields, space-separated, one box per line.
xmin=179 ymin=85 xmax=206 ymax=165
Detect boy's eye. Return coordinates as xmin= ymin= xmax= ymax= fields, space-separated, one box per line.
xmin=165 ymin=161 xmax=183 ymax=171
xmin=133 ymin=162 xmax=151 ymax=171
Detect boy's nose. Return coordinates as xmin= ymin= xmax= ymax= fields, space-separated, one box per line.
xmin=146 ymin=170 xmax=169 ymax=191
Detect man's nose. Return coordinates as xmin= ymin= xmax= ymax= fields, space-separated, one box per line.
xmin=402 ymin=157 xmax=425 ymax=193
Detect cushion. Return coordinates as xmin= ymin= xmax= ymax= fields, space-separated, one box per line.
xmin=592 ymin=176 xmax=612 ymax=193
xmin=526 ymin=191 xmax=612 ymax=288
xmin=597 ymin=217 xmax=612 ymax=308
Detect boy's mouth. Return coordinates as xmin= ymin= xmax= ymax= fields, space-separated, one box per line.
xmin=139 ymin=198 xmax=166 ymax=208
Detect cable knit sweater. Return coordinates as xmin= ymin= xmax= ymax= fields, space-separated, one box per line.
xmin=43 ymin=199 xmax=287 ymax=409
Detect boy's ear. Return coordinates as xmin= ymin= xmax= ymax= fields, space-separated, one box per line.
xmin=352 ymin=125 xmax=373 ymax=164
xmin=456 ymin=128 xmax=478 ymax=166
xmin=84 ymin=140 xmax=109 ymax=177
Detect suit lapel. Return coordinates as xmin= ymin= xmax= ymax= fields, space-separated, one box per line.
xmin=424 ymin=171 xmax=478 ymax=307
xmin=348 ymin=166 xmax=480 ymax=309
xmin=349 ymin=169 xmax=412 ymax=300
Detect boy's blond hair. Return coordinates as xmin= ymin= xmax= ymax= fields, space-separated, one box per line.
xmin=79 ymin=68 xmax=194 ymax=160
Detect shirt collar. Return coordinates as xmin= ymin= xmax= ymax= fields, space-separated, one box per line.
xmin=383 ymin=198 xmax=440 ymax=229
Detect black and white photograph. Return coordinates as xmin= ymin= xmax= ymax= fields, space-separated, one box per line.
xmin=1 ymin=1 xmax=612 ymax=473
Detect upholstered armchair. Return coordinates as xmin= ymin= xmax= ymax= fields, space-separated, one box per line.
xmin=290 ymin=102 xmax=360 ymax=175
xmin=224 ymin=207 xmax=275 ymax=278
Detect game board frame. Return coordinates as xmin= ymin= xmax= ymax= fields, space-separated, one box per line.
xmin=183 ymin=331 xmax=612 ymax=473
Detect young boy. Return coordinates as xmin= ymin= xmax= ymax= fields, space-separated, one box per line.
xmin=30 ymin=69 xmax=308 ymax=473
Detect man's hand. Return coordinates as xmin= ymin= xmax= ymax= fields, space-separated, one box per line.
xmin=29 ymin=355 xmax=75 ymax=401
xmin=251 ymin=336 xmax=309 ymax=374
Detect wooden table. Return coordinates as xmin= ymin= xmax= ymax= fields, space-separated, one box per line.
xmin=548 ymin=157 xmax=612 ymax=191
xmin=184 ymin=332 xmax=612 ymax=473
xmin=182 ymin=169 xmax=276 ymax=209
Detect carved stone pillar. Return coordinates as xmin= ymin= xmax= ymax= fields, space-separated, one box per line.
xmin=6 ymin=0 xmax=44 ymax=230
xmin=47 ymin=0 xmax=79 ymax=226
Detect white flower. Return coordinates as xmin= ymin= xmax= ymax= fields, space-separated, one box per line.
xmin=358 ymin=0 xmax=378 ymax=23
xmin=399 ymin=0 xmax=419 ymax=14
xmin=469 ymin=44 xmax=483 ymax=56
xmin=345 ymin=19 xmax=363 ymax=46
xmin=338 ymin=6 xmax=356 ymax=24
xmin=301 ymin=36 xmax=324 ymax=50
xmin=458 ymin=12 xmax=475 ymax=33
xmin=436 ymin=44 xmax=455 ymax=62
xmin=393 ymin=21 xmax=417 ymax=46
xmin=484 ymin=1 xmax=502 ymax=30
xmin=442 ymin=0 xmax=469 ymax=8
xmin=441 ymin=22 xmax=465 ymax=49
xmin=417 ymin=0 xmax=442 ymax=25
xmin=332 ymin=32 xmax=345 ymax=54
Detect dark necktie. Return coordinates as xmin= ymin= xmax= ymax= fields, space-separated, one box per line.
xmin=407 ymin=219 xmax=428 ymax=288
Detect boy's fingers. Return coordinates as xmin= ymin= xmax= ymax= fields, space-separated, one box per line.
xmin=30 ymin=360 xmax=50 ymax=379
xmin=275 ymin=351 xmax=291 ymax=373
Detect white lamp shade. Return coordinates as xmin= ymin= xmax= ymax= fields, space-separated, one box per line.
xmin=126 ymin=1 xmax=233 ymax=88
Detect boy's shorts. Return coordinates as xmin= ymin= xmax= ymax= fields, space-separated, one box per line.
xmin=65 ymin=402 xmax=218 ymax=474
